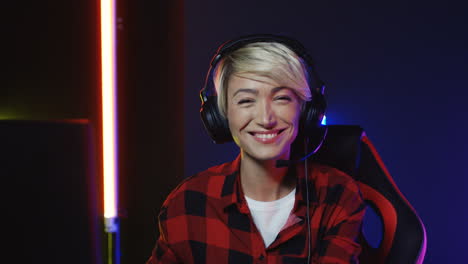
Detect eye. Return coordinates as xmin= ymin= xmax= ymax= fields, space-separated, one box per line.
xmin=237 ymin=98 xmax=255 ymax=105
xmin=274 ymin=95 xmax=292 ymax=102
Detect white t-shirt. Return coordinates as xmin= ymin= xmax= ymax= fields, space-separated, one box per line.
xmin=245 ymin=188 xmax=296 ymax=247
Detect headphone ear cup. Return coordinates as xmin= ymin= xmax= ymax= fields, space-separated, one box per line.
xmin=200 ymin=96 xmax=232 ymax=144
xmin=300 ymin=91 xmax=327 ymax=135
xmin=294 ymin=92 xmax=327 ymax=158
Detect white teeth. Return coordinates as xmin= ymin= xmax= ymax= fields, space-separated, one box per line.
xmin=255 ymin=133 xmax=277 ymax=139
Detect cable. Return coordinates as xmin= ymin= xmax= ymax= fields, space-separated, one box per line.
xmin=304 ymin=137 xmax=312 ymax=263
xmin=275 ymin=126 xmax=329 ymax=262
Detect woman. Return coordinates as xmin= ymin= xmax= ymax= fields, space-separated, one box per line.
xmin=147 ymin=35 xmax=366 ymax=264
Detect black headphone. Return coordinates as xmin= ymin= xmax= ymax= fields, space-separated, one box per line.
xmin=200 ymin=34 xmax=327 ymax=144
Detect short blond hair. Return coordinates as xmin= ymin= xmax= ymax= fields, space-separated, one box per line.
xmin=213 ymin=42 xmax=312 ymax=117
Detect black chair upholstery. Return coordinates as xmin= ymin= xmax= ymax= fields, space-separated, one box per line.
xmin=310 ymin=125 xmax=427 ymax=264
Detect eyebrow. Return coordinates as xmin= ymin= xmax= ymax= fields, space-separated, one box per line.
xmin=271 ymin=86 xmax=290 ymax=93
xmin=232 ymin=88 xmax=258 ymax=97
xmin=232 ymin=86 xmax=290 ymax=97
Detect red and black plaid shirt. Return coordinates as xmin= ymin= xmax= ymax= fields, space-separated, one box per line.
xmin=147 ymin=155 xmax=366 ymax=264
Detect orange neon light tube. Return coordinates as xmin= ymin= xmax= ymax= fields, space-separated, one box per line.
xmin=100 ymin=0 xmax=118 ymax=226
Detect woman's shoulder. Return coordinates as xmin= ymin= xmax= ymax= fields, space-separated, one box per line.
xmin=309 ymin=162 xmax=362 ymax=200
xmin=310 ymin=162 xmax=357 ymax=185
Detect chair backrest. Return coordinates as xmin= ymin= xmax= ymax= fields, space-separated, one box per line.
xmin=310 ymin=125 xmax=427 ymax=264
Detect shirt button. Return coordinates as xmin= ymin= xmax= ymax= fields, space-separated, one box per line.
xmin=258 ymin=254 xmax=265 ymax=260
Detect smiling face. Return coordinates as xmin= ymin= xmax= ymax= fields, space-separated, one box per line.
xmin=226 ymin=73 xmax=302 ymax=162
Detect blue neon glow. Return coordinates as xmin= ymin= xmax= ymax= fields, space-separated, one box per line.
xmin=321 ymin=115 xmax=327 ymax=125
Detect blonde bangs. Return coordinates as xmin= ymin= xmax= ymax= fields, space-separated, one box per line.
xmin=213 ymin=42 xmax=312 ymax=117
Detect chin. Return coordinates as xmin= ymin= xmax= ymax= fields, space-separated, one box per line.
xmin=242 ymin=146 xmax=291 ymax=162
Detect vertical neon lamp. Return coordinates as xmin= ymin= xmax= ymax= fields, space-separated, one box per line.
xmin=101 ymin=0 xmax=119 ymax=263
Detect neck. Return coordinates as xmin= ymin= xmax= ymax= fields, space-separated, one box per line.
xmin=240 ymin=152 xmax=296 ymax=202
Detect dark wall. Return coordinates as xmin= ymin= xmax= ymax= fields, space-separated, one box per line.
xmin=120 ymin=0 xmax=184 ymax=263
xmin=4 ymin=1 xmax=99 ymax=120
xmin=184 ymin=0 xmax=468 ymax=263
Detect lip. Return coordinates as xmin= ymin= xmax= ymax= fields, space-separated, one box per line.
xmin=248 ymin=129 xmax=286 ymax=144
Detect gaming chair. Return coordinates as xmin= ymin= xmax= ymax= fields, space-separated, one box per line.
xmin=310 ymin=125 xmax=427 ymax=264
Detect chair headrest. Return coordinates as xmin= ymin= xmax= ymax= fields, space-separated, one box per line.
xmin=310 ymin=125 xmax=364 ymax=178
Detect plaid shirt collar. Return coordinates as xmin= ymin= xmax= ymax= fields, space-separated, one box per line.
xmin=219 ymin=154 xmax=315 ymax=215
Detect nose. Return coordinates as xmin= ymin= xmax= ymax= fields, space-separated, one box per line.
xmin=255 ymin=100 xmax=277 ymax=128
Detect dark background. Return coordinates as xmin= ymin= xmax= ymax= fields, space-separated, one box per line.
xmin=4 ymin=0 xmax=467 ymax=263
xmin=184 ymin=1 xmax=468 ymax=263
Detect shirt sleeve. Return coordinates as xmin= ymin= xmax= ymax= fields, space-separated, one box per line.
xmin=314 ymin=180 xmax=367 ymax=264
xmin=146 ymin=208 xmax=181 ymax=264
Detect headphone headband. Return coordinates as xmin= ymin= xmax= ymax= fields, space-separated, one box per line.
xmin=212 ymin=34 xmax=305 ymax=63
xmin=207 ymin=34 xmax=325 ymax=90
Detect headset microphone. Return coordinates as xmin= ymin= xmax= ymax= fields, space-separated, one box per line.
xmin=276 ymin=126 xmax=328 ymax=168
